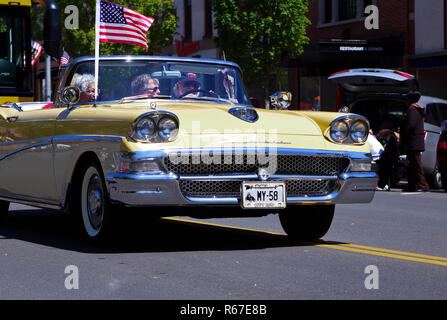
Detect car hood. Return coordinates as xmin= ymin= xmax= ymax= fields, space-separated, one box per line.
xmin=86 ymin=101 xmax=322 ymax=136
xmin=48 ymin=101 xmax=369 ymax=152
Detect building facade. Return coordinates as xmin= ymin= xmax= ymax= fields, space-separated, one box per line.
xmin=161 ymin=0 xmax=220 ymax=59
xmin=164 ymin=1 xmax=447 ymax=110
xmin=410 ymin=0 xmax=447 ymax=100
xmin=289 ymin=0 xmax=413 ymax=110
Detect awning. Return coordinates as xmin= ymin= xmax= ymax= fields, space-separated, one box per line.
xmin=284 ymin=38 xmax=405 ymax=76
xmin=409 ymin=53 xmax=447 ymax=69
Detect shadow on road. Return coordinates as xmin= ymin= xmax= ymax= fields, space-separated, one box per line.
xmin=0 ymin=209 xmax=345 ymax=254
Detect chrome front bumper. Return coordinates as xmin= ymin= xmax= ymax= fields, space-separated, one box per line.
xmin=106 ymin=149 xmax=378 ymax=207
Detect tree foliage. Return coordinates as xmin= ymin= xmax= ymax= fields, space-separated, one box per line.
xmin=212 ymin=0 xmax=310 ymax=95
xmin=32 ymin=0 xmax=177 ymax=57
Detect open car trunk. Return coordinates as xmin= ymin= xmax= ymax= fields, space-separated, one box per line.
xmin=329 ymin=68 xmax=419 ymax=94
xmin=349 ymin=97 xmax=408 ymax=137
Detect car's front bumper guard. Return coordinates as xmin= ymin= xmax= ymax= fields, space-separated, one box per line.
xmin=106 ymin=153 xmax=378 ymax=207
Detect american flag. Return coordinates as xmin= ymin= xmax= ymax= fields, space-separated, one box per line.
xmin=99 ymin=0 xmax=154 ymax=51
xmin=31 ymin=41 xmax=43 ymax=67
xmin=60 ymin=50 xmax=70 ymax=65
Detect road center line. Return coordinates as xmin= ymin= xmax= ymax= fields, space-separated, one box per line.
xmin=163 ymin=217 xmax=447 ymax=267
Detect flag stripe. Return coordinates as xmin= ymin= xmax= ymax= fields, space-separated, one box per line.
xmin=123 ymin=8 xmax=154 ymax=25
xmin=99 ymin=32 xmax=146 ymax=44
xmin=123 ymin=13 xmax=153 ymax=30
xmin=99 ymin=38 xmax=148 ymax=49
xmin=99 ymin=33 xmax=147 ymax=45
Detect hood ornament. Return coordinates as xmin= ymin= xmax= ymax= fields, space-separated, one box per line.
xmin=229 ymin=107 xmax=259 ymax=123
xmin=257 ymin=168 xmax=270 ymax=181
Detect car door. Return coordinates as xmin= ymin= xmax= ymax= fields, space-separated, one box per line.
xmin=0 ymin=107 xmax=61 ymax=203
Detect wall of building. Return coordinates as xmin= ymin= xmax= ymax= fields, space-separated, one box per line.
xmin=307 ymin=0 xmax=409 ymax=45
xmin=298 ymin=0 xmax=412 ymax=110
xmin=162 ymin=0 xmax=219 ymax=59
xmin=412 ymin=0 xmax=447 ymax=100
xmin=414 ymin=0 xmax=444 ymax=55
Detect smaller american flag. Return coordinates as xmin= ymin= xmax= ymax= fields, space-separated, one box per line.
xmin=99 ymin=0 xmax=154 ymax=51
xmin=31 ymin=41 xmax=43 ymax=67
xmin=60 ymin=50 xmax=70 ymax=65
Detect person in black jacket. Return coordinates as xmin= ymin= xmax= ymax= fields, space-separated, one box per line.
xmin=400 ymin=91 xmax=430 ymax=192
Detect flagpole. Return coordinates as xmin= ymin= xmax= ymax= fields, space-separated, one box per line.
xmin=94 ymin=0 xmax=100 ymax=101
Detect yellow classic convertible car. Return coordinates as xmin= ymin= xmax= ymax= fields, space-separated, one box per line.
xmin=0 ymin=56 xmax=377 ymax=241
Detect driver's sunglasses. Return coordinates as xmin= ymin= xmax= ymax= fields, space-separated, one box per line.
xmin=140 ymin=86 xmax=159 ymax=94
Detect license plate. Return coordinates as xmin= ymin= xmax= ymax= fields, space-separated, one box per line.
xmin=241 ymin=182 xmax=286 ymax=209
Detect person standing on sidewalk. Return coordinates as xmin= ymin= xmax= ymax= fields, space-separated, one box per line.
xmin=400 ymin=91 xmax=430 ymax=192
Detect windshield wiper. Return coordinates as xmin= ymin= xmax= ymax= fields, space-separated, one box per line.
xmin=120 ymin=94 xmax=171 ymax=103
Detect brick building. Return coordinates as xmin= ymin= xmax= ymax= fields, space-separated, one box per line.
xmin=287 ymin=0 xmax=414 ymax=110
xmin=164 ymin=1 xmax=447 ymax=110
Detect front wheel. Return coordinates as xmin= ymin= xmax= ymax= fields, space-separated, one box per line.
xmin=72 ymin=162 xmax=116 ymax=241
xmin=0 ymin=200 xmax=9 ymax=223
xmin=278 ymin=205 xmax=335 ymax=240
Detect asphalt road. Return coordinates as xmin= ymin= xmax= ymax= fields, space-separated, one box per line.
xmin=0 ymin=188 xmax=446 ymax=301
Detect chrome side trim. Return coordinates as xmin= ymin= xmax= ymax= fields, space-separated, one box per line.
xmin=0 ymin=195 xmax=62 ymax=210
xmin=0 ymin=140 xmax=50 ymax=161
xmin=52 ymin=135 xmax=123 ymax=143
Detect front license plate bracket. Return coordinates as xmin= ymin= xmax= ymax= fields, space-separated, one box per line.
xmin=241 ymin=181 xmax=286 ymax=209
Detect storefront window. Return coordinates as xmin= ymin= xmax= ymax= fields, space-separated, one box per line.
xmin=338 ymin=0 xmax=357 ymax=20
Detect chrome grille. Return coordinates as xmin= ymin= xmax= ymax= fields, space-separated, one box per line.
xmin=164 ymin=153 xmax=349 ymax=176
xmin=180 ymin=179 xmax=333 ymax=198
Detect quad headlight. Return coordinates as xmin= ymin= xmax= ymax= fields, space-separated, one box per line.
xmin=350 ymin=120 xmax=369 ymax=143
xmin=328 ymin=115 xmax=369 ymax=144
xmin=129 ymin=112 xmax=179 ymax=143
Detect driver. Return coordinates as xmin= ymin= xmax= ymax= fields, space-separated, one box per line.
xmin=173 ymin=73 xmax=201 ymax=99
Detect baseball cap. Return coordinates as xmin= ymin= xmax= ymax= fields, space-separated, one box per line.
xmin=178 ymin=73 xmax=200 ymax=88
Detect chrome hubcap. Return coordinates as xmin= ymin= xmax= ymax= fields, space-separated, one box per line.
xmin=87 ymin=175 xmax=103 ymax=230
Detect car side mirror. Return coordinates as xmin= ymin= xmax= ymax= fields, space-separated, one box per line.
xmin=58 ymin=86 xmax=80 ymax=108
xmin=270 ymin=91 xmax=292 ymax=110
xmin=339 ymin=106 xmax=350 ymax=113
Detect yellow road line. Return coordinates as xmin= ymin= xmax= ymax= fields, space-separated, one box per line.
xmin=162 ymin=217 xmax=447 ymax=267
xmin=340 ymin=243 xmax=447 ymax=262
xmin=314 ymin=244 xmax=447 ymax=267
xmin=163 ymin=217 xmax=285 ymax=236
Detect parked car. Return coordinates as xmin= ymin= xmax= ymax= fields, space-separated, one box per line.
xmin=0 ymin=56 xmax=377 ymax=241
xmin=329 ymin=68 xmax=447 ymax=189
xmin=437 ymin=120 xmax=447 ymax=192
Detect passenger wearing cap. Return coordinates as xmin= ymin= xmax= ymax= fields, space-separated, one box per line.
xmin=173 ymin=73 xmax=201 ymax=99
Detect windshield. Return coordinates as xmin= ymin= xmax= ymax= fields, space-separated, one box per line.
xmin=67 ymin=59 xmax=250 ymax=105
xmin=0 ymin=7 xmax=32 ymax=92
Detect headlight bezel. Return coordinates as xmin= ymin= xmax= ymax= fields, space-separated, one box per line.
xmin=129 ymin=111 xmax=179 ymax=143
xmin=327 ymin=115 xmax=370 ymax=145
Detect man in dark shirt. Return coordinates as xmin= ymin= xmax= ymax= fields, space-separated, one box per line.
xmin=400 ymin=91 xmax=429 ymax=192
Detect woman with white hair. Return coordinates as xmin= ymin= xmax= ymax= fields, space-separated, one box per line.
xmin=74 ymin=74 xmax=97 ymax=102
